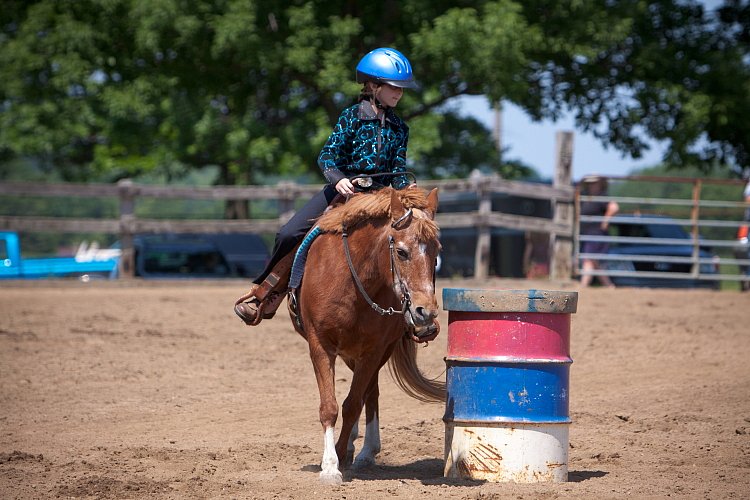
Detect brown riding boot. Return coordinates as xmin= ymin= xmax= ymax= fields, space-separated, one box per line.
xmin=234 ymin=252 xmax=295 ymax=326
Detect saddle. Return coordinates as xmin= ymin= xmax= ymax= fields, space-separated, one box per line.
xmin=234 ymin=195 xmax=348 ymax=328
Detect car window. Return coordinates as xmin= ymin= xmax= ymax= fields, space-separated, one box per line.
xmin=210 ymin=233 xmax=268 ymax=254
xmin=612 ymin=220 xmax=689 ymax=240
xmin=643 ymin=223 xmax=688 ymax=239
xmin=142 ymin=249 xmax=230 ymax=276
xmin=613 ymin=224 xmax=647 ymax=238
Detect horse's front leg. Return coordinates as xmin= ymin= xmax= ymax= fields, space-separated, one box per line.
xmin=352 ymin=376 xmax=381 ymax=469
xmin=308 ymin=338 xmax=342 ymax=485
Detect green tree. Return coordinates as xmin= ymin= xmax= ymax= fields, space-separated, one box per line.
xmin=1 ymin=0 xmax=748 ymax=199
xmin=410 ymin=111 xmax=538 ymax=180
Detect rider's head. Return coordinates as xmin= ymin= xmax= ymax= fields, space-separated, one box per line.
xmin=356 ymin=47 xmax=416 ymax=108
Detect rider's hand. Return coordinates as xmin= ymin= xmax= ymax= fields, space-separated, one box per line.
xmin=336 ymin=178 xmax=355 ymax=195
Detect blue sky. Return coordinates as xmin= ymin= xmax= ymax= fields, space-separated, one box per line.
xmin=455 ymin=0 xmax=722 ymax=182
xmin=457 ymin=95 xmax=666 ymax=182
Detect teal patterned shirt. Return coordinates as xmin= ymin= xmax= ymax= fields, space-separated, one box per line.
xmin=317 ymin=101 xmax=410 ymax=189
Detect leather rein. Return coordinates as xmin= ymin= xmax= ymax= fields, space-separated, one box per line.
xmin=341 ymin=208 xmax=413 ymax=317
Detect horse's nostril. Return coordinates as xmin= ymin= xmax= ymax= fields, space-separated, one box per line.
xmin=415 ymin=306 xmax=435 ymax=322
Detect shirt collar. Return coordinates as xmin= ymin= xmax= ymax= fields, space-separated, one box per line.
xmin=357 ymin=100 xmax=394 ymax=123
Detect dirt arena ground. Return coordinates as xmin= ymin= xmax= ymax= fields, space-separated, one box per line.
xmin=1 ymin=278 xmax=748 ymax=499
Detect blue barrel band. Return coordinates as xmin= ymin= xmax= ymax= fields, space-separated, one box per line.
xmin=445 ymin=362 xmax=570 ymax=423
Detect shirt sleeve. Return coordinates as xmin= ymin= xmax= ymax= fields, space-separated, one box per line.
xmin=580 ymin=200 xmax=608 ymax=216
xmin=389 ymin=125 xmax=410 ymax=189
xmin=317 ymin=107 xmax=353 ymax=186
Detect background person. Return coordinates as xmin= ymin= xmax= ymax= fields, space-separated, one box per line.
xmin=736 ymin=177 xmax=750 ymax=291
xmin=234 ymin=47 xmax=419 ymax=326
xmin=579 ymin=175 xmax=619 ymax=287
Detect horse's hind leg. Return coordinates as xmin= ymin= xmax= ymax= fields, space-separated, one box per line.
xmin=335 ymin=358 xmax=383 ymax=470
xmin=346 ymin=420 xmax=358 ymax=466
xmin=308 ymin=338 xmax=342 ymax=485
xmin=352 ymin=377 xmax=381 ymax=469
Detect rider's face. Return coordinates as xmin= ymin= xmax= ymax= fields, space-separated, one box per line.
xmin=377 ymin=84 xmax=404 ymax=108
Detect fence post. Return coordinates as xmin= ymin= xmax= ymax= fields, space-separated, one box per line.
xmin=690 ymin=179 xmax=702 ymax=278
xmin=117 ymin=179 xmax=136 ymax=279
xmin=473 ymin=173 xmax=491 ymax=280
xmin=278 ymin=181 xmax=296 ymax=226
xmin=551 ymin=132 xmax=574 ymax=281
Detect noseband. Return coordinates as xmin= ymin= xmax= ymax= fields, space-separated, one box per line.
xmin=341 ymin=209 xmax=413 ymax=317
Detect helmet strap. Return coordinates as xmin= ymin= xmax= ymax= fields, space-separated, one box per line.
xmin=372 ymin=85 xmax=389 ymax=109
xmin=373 ymin=97 xmax=388 ymax=110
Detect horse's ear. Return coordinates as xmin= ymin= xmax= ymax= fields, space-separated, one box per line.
xmin=390 ymin=188 xmax=406 ymax=221
xmin=426 ymin=188 xmax=439 ymax=220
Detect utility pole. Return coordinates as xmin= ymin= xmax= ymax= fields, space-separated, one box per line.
xmin=492 ymin=101 xmax=503 ymax=164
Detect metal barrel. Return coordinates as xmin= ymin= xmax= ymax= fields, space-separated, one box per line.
xmin=442 ymin=288 xmax=578 ymax=483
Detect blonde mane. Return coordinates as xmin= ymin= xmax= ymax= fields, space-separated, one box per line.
xmin=316 ymin=188 xmax=439 ymax=242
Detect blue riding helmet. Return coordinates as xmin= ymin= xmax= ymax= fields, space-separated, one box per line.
xmin=356 ymin=48 xmax=417 ymax=89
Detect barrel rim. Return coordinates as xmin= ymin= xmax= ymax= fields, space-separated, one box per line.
xmin=442 ymin=288 xmax=578 ymax=313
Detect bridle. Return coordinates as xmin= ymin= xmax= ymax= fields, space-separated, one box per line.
xmin=341 ymin=208 xmax=414 ymax=317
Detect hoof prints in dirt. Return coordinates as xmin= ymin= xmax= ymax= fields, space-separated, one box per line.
xmin=0 ymin=329 xmax=38 ymax=342
xmin=57 ymin=475 xmax=173 ymax=498
xmin=0 ymin=451 xmax=44 ymax=463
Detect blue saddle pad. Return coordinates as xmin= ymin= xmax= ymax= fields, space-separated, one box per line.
xmin=289 ymin=226 xmax=322 ymax=290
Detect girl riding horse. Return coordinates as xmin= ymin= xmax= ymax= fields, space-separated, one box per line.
xmin=235 ymin=48 xmax=420 ymax=324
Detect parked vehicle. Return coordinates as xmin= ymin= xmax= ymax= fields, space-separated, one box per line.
xmin=1 ymin=231 xmax=269 ymax=280
xmin=435 ymin=188 xmax=551 ymax=278
xmin=115 ymin=233 xmax=270 ymax=279
xmin=207 ymin=233 xmax=270 ymax=278
xmin=0 ymin=231 xmax=119 ymax=280
xmin=601 ymin=215 xmax=720 ymax=289
xmin=127 ymin=234 xmax=234 ymax=279
xmin=437 ymin=226 xmax=526 ymax=278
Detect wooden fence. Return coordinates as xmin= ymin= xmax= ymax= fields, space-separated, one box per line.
xmin=0 ymin=174 xmax=575 ymax=279
xmin=4 ymin=173 xmax=747 ymax=287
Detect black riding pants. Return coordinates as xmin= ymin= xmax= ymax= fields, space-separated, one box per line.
xmin=252 ymin=184 xmax=339 ymax=284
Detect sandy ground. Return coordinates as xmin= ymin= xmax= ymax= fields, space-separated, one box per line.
xmin=1 ymin=278 xmax=749 ymax=499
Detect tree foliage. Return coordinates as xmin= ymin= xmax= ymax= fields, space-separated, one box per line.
xmin=1 ymin=0 xmax=748 ymax=187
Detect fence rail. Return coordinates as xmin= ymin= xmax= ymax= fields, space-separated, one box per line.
xmin=3 ymin=172 xmax=746 ymax=287
xmin=575 ymin=176 xmax=749 ymax=287
xmin=0 ymin=175 xmax=575 ymax=279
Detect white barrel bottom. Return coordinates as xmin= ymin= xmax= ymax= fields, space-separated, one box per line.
xmin=444 ymin=422 xmax=569 ymax=482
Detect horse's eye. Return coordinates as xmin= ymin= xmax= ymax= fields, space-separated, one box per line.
xmin=396 ymin=248 xmax=409 ymax=260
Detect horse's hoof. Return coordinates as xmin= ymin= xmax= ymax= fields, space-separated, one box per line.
xmin=352 ymin=456 xmax=376 ymax=470
xmin=319 ymin=470 xmax=343 ymax=485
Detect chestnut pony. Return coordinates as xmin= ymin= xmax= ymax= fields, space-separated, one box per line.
xmin=288 ymin=186 xmax=446 ymax=484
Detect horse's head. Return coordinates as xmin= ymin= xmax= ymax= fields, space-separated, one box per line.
xmin=386 ymin=188 xmax=441 ymax=342
xmin=315 ymin=186 xmax=442 ymax=342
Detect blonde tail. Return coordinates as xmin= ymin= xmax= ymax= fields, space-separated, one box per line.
xmin=387 ymin=336 xmax=446 ymax=404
